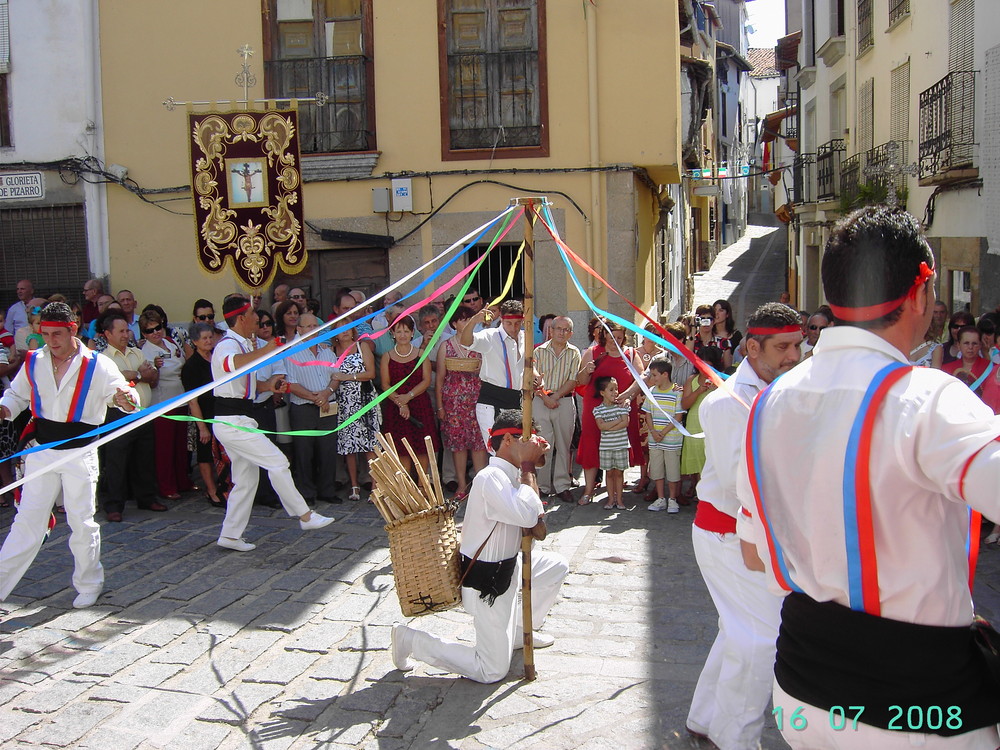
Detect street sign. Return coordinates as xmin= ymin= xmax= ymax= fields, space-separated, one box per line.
xmin=693 ymin=186 xmax=721 ymax=197
xmin=691 ymin=169 xmax=702 ymax=179
xmin=0 ymin=171 xmax=45 ymax=201
xmin=740 ymin=165 xmax=751 ymax=176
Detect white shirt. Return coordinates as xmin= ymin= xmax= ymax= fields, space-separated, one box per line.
xmin=737 ymin=326 xmax=1000 ymax=627
xmin=212 ymin=329 xmax=256 ymax=400
xmin=141 ymin=338 xmax=184 ymax=404
xmin=5 ymin=300 xmax=27 ymax=341
xmin=460 ymin=456 xmax=544 ymax=562
xmin=1 ymin=344 xmax=136 ymax=425
xmin=696 ymin=357 xmax=767 ymax=519
xmin=285 ymin=345 xmax=336 ymax=406
xmin=469 ymin=328 xmax=525 ymax=389
xmin=253 ymin=337 xmax=286 ymax=404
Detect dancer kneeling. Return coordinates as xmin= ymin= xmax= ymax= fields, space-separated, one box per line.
xmin=391 ymin=408 xmax=568 ymax=683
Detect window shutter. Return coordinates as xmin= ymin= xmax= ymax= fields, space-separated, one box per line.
xmin=0 ymin=0 xmax=10 ymax=75
xmin=889 ymin=61 xmax=909 ymax=143
xmin=857 ymin=78 xmax=874 ymax=153
xmin=949 ymin=0 xmax=974 ymax=72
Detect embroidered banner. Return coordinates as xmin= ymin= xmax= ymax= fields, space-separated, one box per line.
xmin=188 ymin=109 xmax=306 ymax=289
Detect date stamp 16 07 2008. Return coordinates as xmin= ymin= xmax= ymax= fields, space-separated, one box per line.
xmin=772 ymin=705 xmax=964 ymax=733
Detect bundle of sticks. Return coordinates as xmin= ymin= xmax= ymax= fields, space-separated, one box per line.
xmin=368 ymin=433 xmax=447 ymax=522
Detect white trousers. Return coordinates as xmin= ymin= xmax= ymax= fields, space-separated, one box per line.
xmin=475 ymin=404 xmax=496 ymax=452
xmin=0 ymin=449 xmax=103 ymax=600
xmin=410 ymin=548 xmax=568 ymax=684
xmin=533 ymin=395 xmax=576 ymax=494
xmin=773 ymin=681 xmax=1000 ymax=750
xmin=213 ymin=417 xmax=310 ymax=540
xmin=688 ymin=524 xmax=783 ymax=750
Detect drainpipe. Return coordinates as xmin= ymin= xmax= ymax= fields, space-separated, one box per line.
xmin=81 ymin=0 xmax=110 ymax=279
xmin=586 ymin=2 xmax=601 ymax=301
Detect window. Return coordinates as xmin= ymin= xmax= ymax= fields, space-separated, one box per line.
xmin=466 ymin=242 xmax=524 ymax=301
xmin=830 ymin=80 xmax=846 ymax=138
xmin=263 ymin=0 xmax=375 ymax=154
xmin=1 ymin=0 xmax=10 ymax=147
xmin=0 ymin=75 xmax=9 ymax=148
xmin=439 ymin=0 xmax=549 ymax=160
xmin=857 ymin=78 xmax=874 ymax=153
xmin=857 ymin=0 xmax=873 ymax=55
xmin=889 ymin=61 xmax=909 ymax=143
xmin=889 ymin=0 xmax=909 ymax=27
xmin=949 ymin=0 xmax=974 ymax=73
xmin=831 ymin=0 xmax=845 ymax=36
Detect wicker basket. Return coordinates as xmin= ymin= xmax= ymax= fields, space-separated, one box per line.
xmin=385 ymin=504 xmax=462 ymax=617
xmin=445 ymin=356 xmax=480 ymax=372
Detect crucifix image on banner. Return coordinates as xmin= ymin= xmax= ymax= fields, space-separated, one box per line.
xmin=188 ymin=109 xmax=306 ymax=290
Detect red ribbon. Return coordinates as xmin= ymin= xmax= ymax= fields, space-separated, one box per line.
xmin=746 ymin=325 xmax=803 ymax=336
xmin=829 ymin=262 xmax=934 ymax=322
xmin=39 ymin=321 xmax=75 ymax=329
xmin=224 ymin=301 xmax=252 ymax=320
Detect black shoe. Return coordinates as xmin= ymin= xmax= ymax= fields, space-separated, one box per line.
xmin=319 ymin=496 xmax=343 ymax=505
xmin=139 ymin=501 xmax=168 ymax=512
xmin=444 ymin=481 xmax=459 ymax=493
xmin=361 ymin=481 xmax=373 ymax=492
xmin=332 ymin=480 xmax=346 ymax=491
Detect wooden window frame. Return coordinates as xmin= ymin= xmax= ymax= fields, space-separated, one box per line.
xmin=436 ymin=0 xmax=549 ymax=162
xmin=261 ymin=0 xmax=377 ymax=155
xmin=0 ymin=74 xmax=10 ymax=148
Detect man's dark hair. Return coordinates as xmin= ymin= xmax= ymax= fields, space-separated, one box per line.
xmin=499 ymin=299 xmax=523 ymax=317
xmin=223 ymin=295 xmax=251 ymax=321
xmin=649 ymin=357 xmax=673 ymax=379
xmin=822 ymin=206 xmax=933 ymax=329
xmin=40 ymin=301 xmax=74 ymax=324
xmin=334 ymin=287 xmax=355 ymax=311
xmin=699 ymin=345 xmax=725 ymax=371
xmin=98 ymin=310 xmax=128 ymax=334
xmin=489 ymin=408 xmax=528 ymax=452
xmin=745 ymin=303 xmax=802 ymax=345
xmin=192 ymin=298 xmax=214 ymax=315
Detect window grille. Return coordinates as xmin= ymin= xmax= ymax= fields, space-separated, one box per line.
xmin=889 ymin=0 xmax=909 ymax=27
xmin=949 ymin=0 xmax=974 ymax=73
xmin=857 ymin=0 xmax=873 ymax=55
xmin=857 ymin=78 xmax=874 ymax=154
xmin=466 ymin=243 xmax=524 ymax=303
xmin=0 ymin=0 xmax=9 ymax=75
xmin=889 ymin=61 xmax=910 ymax=143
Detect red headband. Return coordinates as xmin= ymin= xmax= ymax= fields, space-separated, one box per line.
xmin=489 ymin=426 xmax=535 ymax=438
xmin=747 ymin=325 xmax=803 ymax=336
xmin=501 ymin=315 xmax=524 ymax=321
xmin=39 ymin=321 xmax=75 ymax=329
xmin=224 ymin=301 xmax=251 ymax=320
xmin=829 ymin=261 xmax=935 ymax=322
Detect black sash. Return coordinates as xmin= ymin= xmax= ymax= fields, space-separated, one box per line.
xmin=32 ymin=418 xmax=96 ymax=451
xmin=459 ymin=553 xmax=517 ymax=605
xmin=477 ymin=381 xmax=522 ymax=410
xmin=214 ymin=397 xmax=256 ymax=418
xmin=776 ymin=592 xmax=1000 ymax=735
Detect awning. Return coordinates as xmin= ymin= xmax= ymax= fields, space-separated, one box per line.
xmin=775 ymin=30 xmax=801 ymax=70
xmin=760 ymin=106 xmax=797 ymax=144
xmin=716 ymin=41 xmax=754 ymax=73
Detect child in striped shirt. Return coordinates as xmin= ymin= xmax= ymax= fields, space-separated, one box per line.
xmin=642 ymin=358 xmax=683 ymax=513
xmin=593 ymin=376 xmax=631 ymax=510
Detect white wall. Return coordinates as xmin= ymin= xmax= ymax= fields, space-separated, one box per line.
xmin=0 ymin=0 xmax=92 ymax=162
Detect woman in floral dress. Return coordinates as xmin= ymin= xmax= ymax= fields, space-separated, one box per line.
xmin=331 ymin=327 xmax=380 ymax=501
xmin=435 ymin=306 xmax=487 ymax=499
xmin=380 ymin=315 xmax=439 ymax=476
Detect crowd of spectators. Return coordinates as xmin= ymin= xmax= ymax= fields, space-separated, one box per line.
xmin=2 ymin=277 xmax=998 ymax=540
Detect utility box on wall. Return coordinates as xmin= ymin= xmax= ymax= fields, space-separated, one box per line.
xmin=372 ymin=187 xmax=390 ymax=213
xmin=391 ymin=178 xmax=413 ymax=212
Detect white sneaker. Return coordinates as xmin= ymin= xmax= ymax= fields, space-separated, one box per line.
xmin=667 ymin=498 xmax=680 ymax=514
xmin=300 ymin=513 xmax=334 ymax=531
xmin=513 ymin=631 xmax=555 ymax=649
xmin=648 ymin=498 xmax=668 ymax=512
xmin=73 ymin=589 xmax=102 ymax=609
xmin=391 ymin=623 xmax=415 ymax=671
xmin=217 ymin=537 xmax=256 ymax=552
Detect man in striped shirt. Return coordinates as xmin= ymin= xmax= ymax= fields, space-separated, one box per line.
xmin=533 ymin=316 xmax=581 ymax=503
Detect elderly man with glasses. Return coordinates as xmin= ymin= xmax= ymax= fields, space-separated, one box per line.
xmin=801 ymin=309 xmax=834 ymax=359
xmin=532 ymin=316 xmax=581 ymax=503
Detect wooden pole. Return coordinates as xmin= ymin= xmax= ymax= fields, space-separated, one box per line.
xmin=517 ymin=197 xmax=538 ymax=681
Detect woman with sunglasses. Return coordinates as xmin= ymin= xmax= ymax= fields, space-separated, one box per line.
xmin=187 ymin=299 xmax=220 ymax=358
xmin=181 ymin=322 xmax=227 ymax=507
xmin=139 ymin=309 xmax=194 ymax=500
xmin=274 ymin=300 xmax=301 ymax=343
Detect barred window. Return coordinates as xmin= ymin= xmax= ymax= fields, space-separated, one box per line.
xmin=889 ymin=61 xmax=909 ymax=143
xmin=262 ymin=0 xmax=375 ymax=154
xmin=857 ymin=0 xmax=873 ymax=55
xmin=889 ymin=0 xmax=909 ymax=27
xmin=857 ymin=78 xmax=874 ymax=153
xmin=439 ymin=0 xmax=549 ymax=160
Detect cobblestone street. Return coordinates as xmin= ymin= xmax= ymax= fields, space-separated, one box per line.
xmin=3 ymin=220 xmax=999 ymax=749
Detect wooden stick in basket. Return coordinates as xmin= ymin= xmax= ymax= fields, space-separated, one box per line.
xmin=400 ymin=438 xmax=437 ymax=512
xmin=425 ymin=435 xmax=446 ymax=507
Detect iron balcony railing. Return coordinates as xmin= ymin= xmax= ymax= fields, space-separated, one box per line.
xmin=792 ymin=153 xmax=816 ymax=205
xmin=839 ymin=139 xmax=911 ymax=208
xmin=918 ymin=70 xmax=977 ymax=181
xmin=889 ymin=0 xmax=909 ymax=26
xmin=817 ymin=139 xmax=845 ymax=200
xmin=264 ymin=56 xmax=373 ymax=154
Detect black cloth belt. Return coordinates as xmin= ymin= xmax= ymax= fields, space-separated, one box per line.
xmin=31 ymin=418 xmax=97 ymax=451
xmin=213 ymin=397 xmax=256 ymax=418
xmin=460 ymin=553 xmax=517 ymax=606
xmin=775 ymin=591 xmax=1000 ymax=735
xmin=477 ymin=381 xmax=522 ymax=410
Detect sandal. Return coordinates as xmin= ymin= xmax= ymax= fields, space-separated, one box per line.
xmin=603 ymin=502 xmax=614 ymax=510
xmin=453 ymin=490 xmax=468 ymax=502
xmin=630 ymin=481 xmax=649 ymax=494
xmin=578 ymin=494 xmax=592 ymax=506
xmin=349 ymin=486 xmax=361 ymax=502
xmin=615 ymin=503 xmax=627 ymax=510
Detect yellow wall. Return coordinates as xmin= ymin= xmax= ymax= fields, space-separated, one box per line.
xmin=98 ymin=1 xmax=681 ymax=322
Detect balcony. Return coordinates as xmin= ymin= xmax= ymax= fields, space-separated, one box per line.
xmin=264 ymin=56 xmax=373 ymax=155
xmin=839 ymin=140 xmax=912 ymax=210
xmin=792 ymin=153 xmax=816 ymax=205
xmin=817 ymin=139 xmax=845 ymax=200
xmin=889 ymin=0 xmax=910 ymax=28
xmin=918 ymin=70 xmax=977 ymax=185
